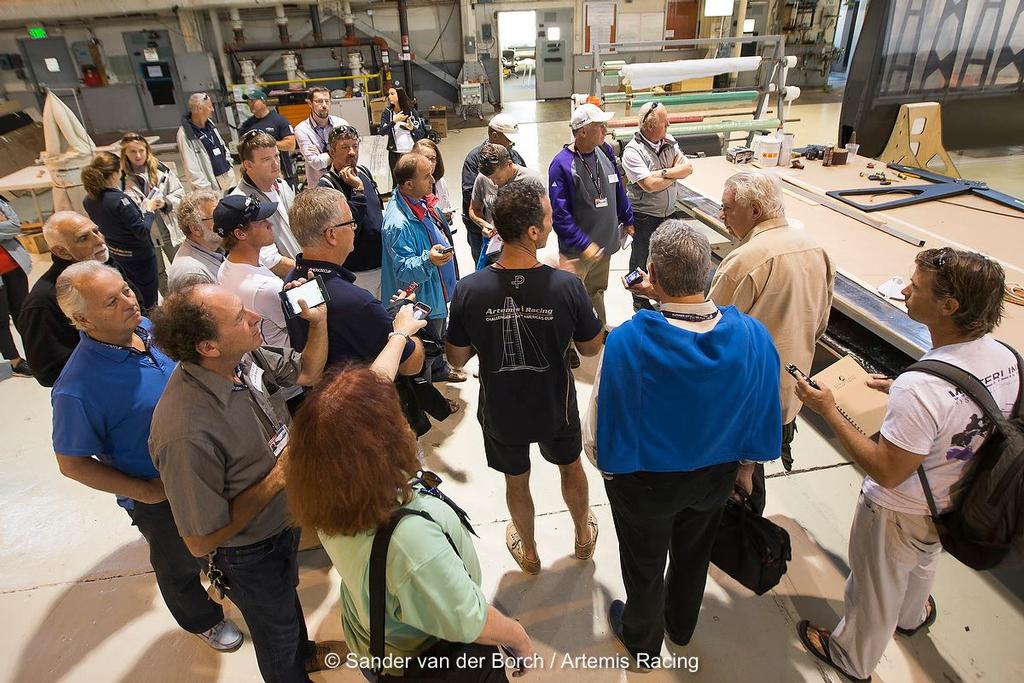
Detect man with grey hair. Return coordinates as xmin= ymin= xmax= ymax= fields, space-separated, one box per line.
xmin=285 ymin=186 xmax=425 ymax=376
xmin=468 ymin=143 xmax=543 ymax=269
xmin=50 ymin=261 xmax=244 ymax=653
xmin=168 ymin=189 xmax=223 ymax=290
xmin=710 ymin=170 xmax=835 ymax=503
xmin=584 ymin=219 xmax=781 ymax=668
xmin=621 ymin=101 xmax=695 ymax=310
xmin=176 ymin=92 xmax=234 ymax=192
xmin=19 ymin=211 xmax=143 ymax=386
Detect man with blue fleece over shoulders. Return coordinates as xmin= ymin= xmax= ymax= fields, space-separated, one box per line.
xmin=583 ymin=220 xmax=781 ymax=668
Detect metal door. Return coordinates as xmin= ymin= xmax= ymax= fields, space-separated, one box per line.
xmin=123 ymin=30 xmax=186 ymax=130
xmin=536 ymin=8 xmax=573 ymax=100
xmin=18 ymin=37 xmax=83 ymax=115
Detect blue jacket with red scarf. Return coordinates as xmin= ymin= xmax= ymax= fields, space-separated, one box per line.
xmin=381 ymin=192 xmax=455 ymax=320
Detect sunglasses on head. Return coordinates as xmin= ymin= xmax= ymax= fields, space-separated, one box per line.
xmin=328 ymin=126 xmax=360 ymax=143
xmin=640 ymin=101 xmax=661 ymax=126
xmin=242 ymin=195 xmax=262 ymax=222
xmin=120 ymin=133 xmax=146 ymax=144
xmin=930 ymin=247 xmax=954 ymax=270
xmin=240 ymin=128 xmax=263 ymax=141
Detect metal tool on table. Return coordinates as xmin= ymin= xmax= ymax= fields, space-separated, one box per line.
xmin=827 ymin=163 xmax=1024 ymax=214
xmin=778 ymin=174 xmax=925 ymax=247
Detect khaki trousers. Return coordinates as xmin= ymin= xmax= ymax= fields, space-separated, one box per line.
xmin=829 ymin=493 xmax=942 ymax=679
xmin=563 ymin=251 xmax=612 ymax=325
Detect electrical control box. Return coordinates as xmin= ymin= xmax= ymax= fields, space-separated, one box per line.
xmin=459 ymin=82 xmax=482 ymax=106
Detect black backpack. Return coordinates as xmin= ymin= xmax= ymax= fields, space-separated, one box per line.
xmin=904 ymin=342 xmax=1024 ymax=570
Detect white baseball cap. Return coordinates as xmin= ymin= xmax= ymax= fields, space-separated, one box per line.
xmin=570 ymin=103 xmax=613 ymax=131
xmin=488 ymin=113 xmax=519 ymax=143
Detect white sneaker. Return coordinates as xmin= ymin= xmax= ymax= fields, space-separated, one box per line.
xmin=195 ymin=619 xmax=244 ymax=652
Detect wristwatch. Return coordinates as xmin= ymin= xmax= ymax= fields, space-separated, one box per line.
xmin=660 ymin=168 xmax=668 ymax=178
xmin=388 ymin=331 xmax=411 ymax=341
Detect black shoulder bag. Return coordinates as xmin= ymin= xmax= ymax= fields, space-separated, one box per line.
xmin=368 ymin=490 xmax=507 ymax=682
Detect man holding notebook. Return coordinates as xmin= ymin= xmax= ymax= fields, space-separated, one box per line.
xmin=709 ymin=170 xmax=835 ymax=509
xmin=793 ymin=248 xmax=1015 ymax=683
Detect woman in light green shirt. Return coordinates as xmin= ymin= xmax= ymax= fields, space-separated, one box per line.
xmin=285 ymin=365 xmax=533 ymax=679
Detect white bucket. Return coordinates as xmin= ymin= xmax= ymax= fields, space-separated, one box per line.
xmin=752 ymin=134 xmax=781 ymax=167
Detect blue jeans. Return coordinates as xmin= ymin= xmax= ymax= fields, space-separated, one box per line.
xmin=213 ymin=527 xmax=314 ymax=683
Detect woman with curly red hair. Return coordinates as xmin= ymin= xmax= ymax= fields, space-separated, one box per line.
xmin=285 ymin=365 xmax=533 ymax=680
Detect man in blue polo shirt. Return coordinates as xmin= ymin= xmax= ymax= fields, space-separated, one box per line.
xmin=284 ymin=186 xmax=424 ymax=374
xmin=50 ymin=260 xmax=242 ymax=653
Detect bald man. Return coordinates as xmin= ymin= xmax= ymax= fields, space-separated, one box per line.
xmin=19 ymin=211 xmax=143 ymax=386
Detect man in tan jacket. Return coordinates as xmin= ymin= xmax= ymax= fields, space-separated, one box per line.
xmin=709 ymin=171 xmax=835 ymax=511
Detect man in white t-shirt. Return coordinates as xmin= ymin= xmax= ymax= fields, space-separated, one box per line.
xmin=794 ymin=247 xmax=1015 ymax=683
xmin=212 ymin=195 xmax=290 ymax=348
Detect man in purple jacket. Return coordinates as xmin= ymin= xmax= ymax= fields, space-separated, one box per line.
xmin=548 ymin=104 xmax=634 ymax=333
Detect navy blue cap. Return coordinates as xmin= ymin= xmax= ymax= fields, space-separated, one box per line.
xmin=213 ymin=194 xmax=278 ymax=237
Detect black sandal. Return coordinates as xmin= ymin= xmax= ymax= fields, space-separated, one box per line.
xmin=896 ymin=595 xmax=936 ymax=636
xmin=797 ymin=620 xmax=871 ymax=683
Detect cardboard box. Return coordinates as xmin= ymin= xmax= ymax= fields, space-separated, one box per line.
xmin=368 ymin=97 xmax=389 ymax=125
xmin=17 ymin=231 xmax=48 ymax=255
xmin=427 ymin=105 xmax=447 ymax=138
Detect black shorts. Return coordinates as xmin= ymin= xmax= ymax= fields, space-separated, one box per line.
xmin=482 ymin=426 xmax=582 ymax=476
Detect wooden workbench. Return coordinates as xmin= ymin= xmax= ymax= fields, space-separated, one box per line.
xmin=680 ymin=156 xmax=1023 ymax=357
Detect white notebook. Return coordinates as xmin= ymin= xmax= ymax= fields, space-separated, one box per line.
xmin=812 ymin=355 xmax=889 ymax=436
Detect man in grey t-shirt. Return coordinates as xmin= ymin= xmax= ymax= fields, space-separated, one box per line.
xmin=149 ymin=282 xmax=332 ymax=681
xmin=468 ymin=143 xmax=543 ymax=269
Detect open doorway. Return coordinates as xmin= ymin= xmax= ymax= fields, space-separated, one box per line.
xmin=497 ymin=10 xmax=536 ymax=103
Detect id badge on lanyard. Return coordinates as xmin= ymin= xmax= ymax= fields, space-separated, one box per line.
xmin=594 ymin=196 xmax=609 ymax=208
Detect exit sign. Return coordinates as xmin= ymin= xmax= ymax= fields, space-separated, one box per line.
xmin=28 ymin=27 xmax=47 ymax=39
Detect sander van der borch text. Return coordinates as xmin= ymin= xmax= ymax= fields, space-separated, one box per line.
xmin=340 ymin=651 xmax=701 ymax=672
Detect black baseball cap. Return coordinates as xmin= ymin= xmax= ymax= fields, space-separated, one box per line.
xmin=213 ymin=194 xmax=278 ymax=238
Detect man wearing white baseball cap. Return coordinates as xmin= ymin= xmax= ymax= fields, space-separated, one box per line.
xmin=461 ymin=113 xmax=527 ymax=263
xmin=548 ymin=104 xmax=634 ymax=345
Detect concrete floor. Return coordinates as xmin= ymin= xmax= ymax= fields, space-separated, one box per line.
xmin=2 ymin=100 xmax=1023 ymax=683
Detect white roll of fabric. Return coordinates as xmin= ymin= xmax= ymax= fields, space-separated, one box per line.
xmin=619 ymin=56 xmax=762 ymax=89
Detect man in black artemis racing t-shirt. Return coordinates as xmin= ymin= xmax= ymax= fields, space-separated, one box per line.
xmin=446 ymin=177 xmax=605 ymax=575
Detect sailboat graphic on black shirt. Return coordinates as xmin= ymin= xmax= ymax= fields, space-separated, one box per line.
xmin=498 ymin=295 xmax=550 ymax=372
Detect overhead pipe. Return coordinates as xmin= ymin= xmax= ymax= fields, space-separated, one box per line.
xmin=275 ymin=4 xmax=290 ymax=45
xmin=226 ymin=37 xmax=387 ymax=55
xmin=397 ymin=0 xmax=414 ymax=94
xmin=309 ymin=5 xmax=323 ymax=43
xmin=342 ymin=1 xmax=356 ymax=41
xmin=230 ymin=8 xmax=244 ymax=45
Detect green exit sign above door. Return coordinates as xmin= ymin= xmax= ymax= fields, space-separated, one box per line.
xmin=28 ymin=27 xmax=47 ymax=39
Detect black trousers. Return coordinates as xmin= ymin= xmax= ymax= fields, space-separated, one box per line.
xmin=214 ymin=527 xmax=314 ymax=683
xmin=0 ymin=267 xmax=29 ymax=360
xmin=748 ymin=419 xmax=797 ymax=515
xmin=466 ymin=230 xmax=484 ymax=266
xmin=126 ymin=500 xmax=225 ymax=633
xmin=113 ymin=252 xmax=159 ymax=312
xmin=605 ymin=461 xmax=738 ymax=657
xmin=628 ymin=211 xmax=685 ymax=311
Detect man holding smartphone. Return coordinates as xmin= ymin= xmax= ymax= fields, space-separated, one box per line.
xmin=381 ymin=153 xmax=464 ymax=382
xmin=285 ymin=187 xmax=425 ymax=377
xmin=148 ymin=279 xmax=332 ymax=681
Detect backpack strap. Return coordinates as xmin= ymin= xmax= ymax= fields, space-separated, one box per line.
xmin=368 ymin=504 xmax=463 ymax=676
xmin=905 ymin=343 xmax=1024 ymax=516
